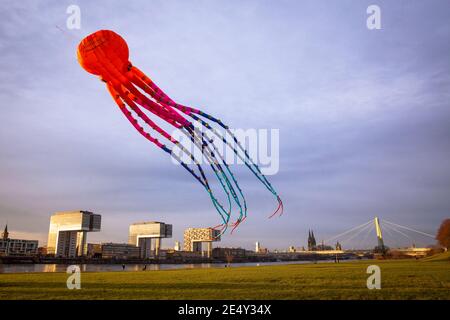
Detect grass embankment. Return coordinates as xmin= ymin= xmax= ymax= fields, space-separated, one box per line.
xmin=421 ymin=251 xmax=450 ymax=262
xmin=0 ymin=259 xmax=449 ymax=300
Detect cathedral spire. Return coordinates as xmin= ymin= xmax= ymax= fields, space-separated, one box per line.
xmin=311 ymin=230 xmax=316 ymax=247
xmin=2 ymin=224 xmax=9 ymax=240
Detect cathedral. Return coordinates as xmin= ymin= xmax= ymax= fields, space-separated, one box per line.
xmin=307 ymin=229 xmax=317 ymax=251
xmin=307 ymin=229 xmax=341 ymax=251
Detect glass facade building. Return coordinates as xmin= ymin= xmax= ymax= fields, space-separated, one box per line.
xmin=128 ymin=221 xmax=172 ymax=258
xmin=47 ymin=211 xmax=101 ymax=257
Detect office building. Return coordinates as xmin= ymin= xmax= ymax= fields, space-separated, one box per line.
xmin=128 ymin=221 xmax=172 ymax=258
xmin=101 ymin=243 xmax=141 ymax=259
xmin=183 ymin=228 xmax=221 ymax=258
xmin=47 ymin=211 xmax=101 ymax=257
xmin=0 ymin=225 xmax=38 ymax=256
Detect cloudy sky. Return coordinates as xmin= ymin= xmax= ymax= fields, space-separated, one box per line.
xmin=0 ymin=0 xmax=449 ymax=250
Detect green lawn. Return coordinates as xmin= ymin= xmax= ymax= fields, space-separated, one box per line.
xmin=0 ymin=258 xmax=449 ymax=300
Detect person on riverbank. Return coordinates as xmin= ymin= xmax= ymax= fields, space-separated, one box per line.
xmin=122 ymin=264 xmax=125 ymax=271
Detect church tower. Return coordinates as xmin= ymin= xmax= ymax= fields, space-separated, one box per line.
xmin=311 ymin=230 xmax=317 ymax=248
xmin=308 ymin=229 xmax=317 ymax=251
xmin=307 ymin=230 xmax=312 ymax=251
xmin=2 ymin=224 xmax=9 ymax=240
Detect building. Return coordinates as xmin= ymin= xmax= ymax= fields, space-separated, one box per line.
xmin=183 ymin=228 xmax=221 ymax=258
xmin=87 ymin=243 xmax=103 ymax=258
xmin=128 ymin=221 xmax=172 ymax=258
xmin=101 ymin=243 xmax=141 ymax=259
xmin=307 ymin=229 xmax=317 ymax=251
xmin=174 ymin=241 xmax=181 ymax=251
xmin=0 ymin=225 xmax=38 ymax=256
xmin=47 ymin=211 xmax=101 ymax=257
xmin=315 ymin=240 xmax=334 ymax=251
xmin=87 ymin=243 xmax=141 ymax=259
xmin=255 ymin=241 xmax=268 ymax=254
xmin=0 ymin=239 xmax=39 ymax=256
xmin=212 ymin=247 xmax=247 ymax=260
xmin=166 ymin=250 xmax=205 ymax=260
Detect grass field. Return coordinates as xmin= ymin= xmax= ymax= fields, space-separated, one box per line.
xmin=0 ymin=256 xmax=449 ymax=300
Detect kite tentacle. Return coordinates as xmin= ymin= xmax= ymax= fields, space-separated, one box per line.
xmin=125 ymin=74 xmax=187 ymax=125
xmin=185 ymin=112 xmax=283 ymax=218
xmin=188 ymin=125 xmax=247 ymax=229
xmin=182 ymin=126 xmax=235 ymax=228
xmin=194 ymin=113 xmax=284 ymax=217
xmin=113 ymin=85 xmax=215 ymax=201
xmin=182 ymin=125 xmax=245 ymax=231
xmin=111 ymin=78 xmax=233 ymax=226
xmin=129 ymin=67 xmax=283 ymax=218
xmin=107 ymin=84 xmax=230 ymax=225
xmin=130 ymin=66 xmax=177 ymax=104
xmin=101 ymin=58 xmax=187 ymax=128
xmin=129 ymin=69 xmax=244 ymax=228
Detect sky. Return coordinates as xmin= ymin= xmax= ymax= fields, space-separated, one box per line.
xmin=0 ymin=0 xmax=449 ymax=250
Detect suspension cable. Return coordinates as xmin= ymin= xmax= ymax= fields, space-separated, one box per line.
xmin=360 ymin=224 xmax=375 ymax=249
xmin=383 ymin=220 xmax=435 ymax=238
xmin=340 ymin=222 xmax=374 ymax=245
xmin=382 ymin=223 xmax=414 ymax=244
xmin=324 ymin=220 xmax=373 ymax=243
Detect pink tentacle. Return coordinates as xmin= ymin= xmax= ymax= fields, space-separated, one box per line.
xmin=107 ymin=84 xmax=164 ymax=148
xmin=115 ymin=87 xmax=178 ymax=144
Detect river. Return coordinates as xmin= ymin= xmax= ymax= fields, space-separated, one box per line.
xmin=0 ymin=260 xmax=345 ymax=273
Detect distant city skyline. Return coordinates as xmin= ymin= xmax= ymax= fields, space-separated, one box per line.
xmin=0 ymin=214 xmax=439 ymax=252
xmin=1 ymin=1 xmax=450 ymax=250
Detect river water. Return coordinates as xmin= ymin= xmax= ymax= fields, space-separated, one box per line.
xmin=0 ymin=260 xmax=343 ymax=273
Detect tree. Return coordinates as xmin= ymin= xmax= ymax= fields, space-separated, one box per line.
xmin=436 ymin=219 xmax=450 ymax=250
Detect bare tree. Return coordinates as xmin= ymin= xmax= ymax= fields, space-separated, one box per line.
xmin=225 ymin=250 xmax=234 ymax=266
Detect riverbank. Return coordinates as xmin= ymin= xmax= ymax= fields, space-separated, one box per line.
xmin=0 ymin=258 xmax=449 ymax=299
xmin=0 ymin=260 xmax=327 ymax=273
xmin=0 ymin=252 xmax=361 ymax=265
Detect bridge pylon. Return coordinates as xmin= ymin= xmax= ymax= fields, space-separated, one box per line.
xmin=374 ymin=216 xmax=385 ymax=250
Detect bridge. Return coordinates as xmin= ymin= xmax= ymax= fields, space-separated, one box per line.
xmin=322 ymin=217 xmax=436 ymax=256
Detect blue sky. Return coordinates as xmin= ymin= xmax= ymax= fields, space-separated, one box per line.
xmin=0 ymin=0 xmax=449 ymax=250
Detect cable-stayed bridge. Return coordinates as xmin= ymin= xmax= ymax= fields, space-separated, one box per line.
xmin=320 ymin=216 xmax=436 ymax=256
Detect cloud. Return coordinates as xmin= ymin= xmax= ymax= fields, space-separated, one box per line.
xmin=0 ymin=0 xmax=449 ymax=249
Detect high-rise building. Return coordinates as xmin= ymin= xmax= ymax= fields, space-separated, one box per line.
xmin=183 ymin=228 xmax=221 ymax=258
xmin=128 ymin=221 xmax=172 ymax=258
xmin=47 ymin=211 xmax=101 ymax=257
xmin=254 ymin=241 xmax=268 ymax=254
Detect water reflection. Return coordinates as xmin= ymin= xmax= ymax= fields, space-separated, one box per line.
xmin=0 ymin=260 xmax=328 ymax=274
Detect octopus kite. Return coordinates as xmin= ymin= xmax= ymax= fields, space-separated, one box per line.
xmin=77 ymin=30 xmax=282 ymax=234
